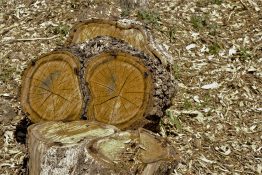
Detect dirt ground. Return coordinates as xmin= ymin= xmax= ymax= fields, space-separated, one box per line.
xmin=0 ymin=0 xmax=261 ymax=174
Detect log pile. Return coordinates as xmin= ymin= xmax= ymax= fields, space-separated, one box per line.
xmin=20 ymin=18 xmax=177 ymax=175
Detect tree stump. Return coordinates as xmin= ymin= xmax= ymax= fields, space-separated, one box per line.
xmin=27 ymin=121 xmax=119 ymax=175
xmin=86 ymin=128 xmax=177 ymax=174
xmin=28 ymin=121 xmax=177 ymax=175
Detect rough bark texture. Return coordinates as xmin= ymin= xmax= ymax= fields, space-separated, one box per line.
xmin=28 ymin=121 xmax=177 ymax=175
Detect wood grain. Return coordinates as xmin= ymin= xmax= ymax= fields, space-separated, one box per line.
xmin=21 ymin=51 xmax=83 ymax=122
xmin=85 ymin=52 xmax=152 ymax=129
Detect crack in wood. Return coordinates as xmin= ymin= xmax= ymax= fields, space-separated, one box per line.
xmin=33 ymin=86 xmax=70 ymax=102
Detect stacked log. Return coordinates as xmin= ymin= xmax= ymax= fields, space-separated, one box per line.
xmin=19 ymin=18 xmax=178 ymax=175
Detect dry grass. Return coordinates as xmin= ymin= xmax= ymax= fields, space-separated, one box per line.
xmin=0 ymin=0 xmax=261 ymax=174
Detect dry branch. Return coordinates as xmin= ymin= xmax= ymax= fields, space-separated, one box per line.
xmin=3 ymin=35 xmax=59 ymax=44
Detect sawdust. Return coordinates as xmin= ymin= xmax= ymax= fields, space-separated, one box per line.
xmin=0 ymin=0 xmax=261 ymax=174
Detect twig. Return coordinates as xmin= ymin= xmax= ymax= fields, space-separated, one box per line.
xmin=239 ymin=0 xmax=249 ymax=10
xmin=227 ymin=6 xmax=236 ymax=23
xmin=234 ymin=169 xmax=256 ymax=174
xmin=3 ymin=35 xmax=59 ymax=44
xmin=252 ymin=43 xmax=262 ymax=53
xmin=0 ymin=163 xmax=15 ymax=167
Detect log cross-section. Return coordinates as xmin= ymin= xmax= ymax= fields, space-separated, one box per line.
xmin=21 ymin=51 xmax=83 ymax=123
xmin=21 ymin=19 xmax=179 ymax=175
xmin=86 ymin=52 xmax=152 ymax=129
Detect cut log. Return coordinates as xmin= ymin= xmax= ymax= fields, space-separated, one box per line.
xmin=85 ymin=52 xmax=152 ymax=129
xmin=68 ymin=36 xmax=175 ymax=129
xmin=20 ymin=51 xmax=83 ymax=123
xmin=22 ymin=19 xmax=178 ymax=175
xmin=21 ymin=19 xmax=176 ymax=129
xmin=27 ymin=121 xmax=119 ymax=175
xmin=27 ymin=121 xmax=177 ymax=175
xmin=66 ymin=18 xmax=174 ymax=67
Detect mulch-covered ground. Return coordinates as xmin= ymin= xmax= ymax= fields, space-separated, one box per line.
xmin=0 ymin=0 xmax=261 ymax=174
